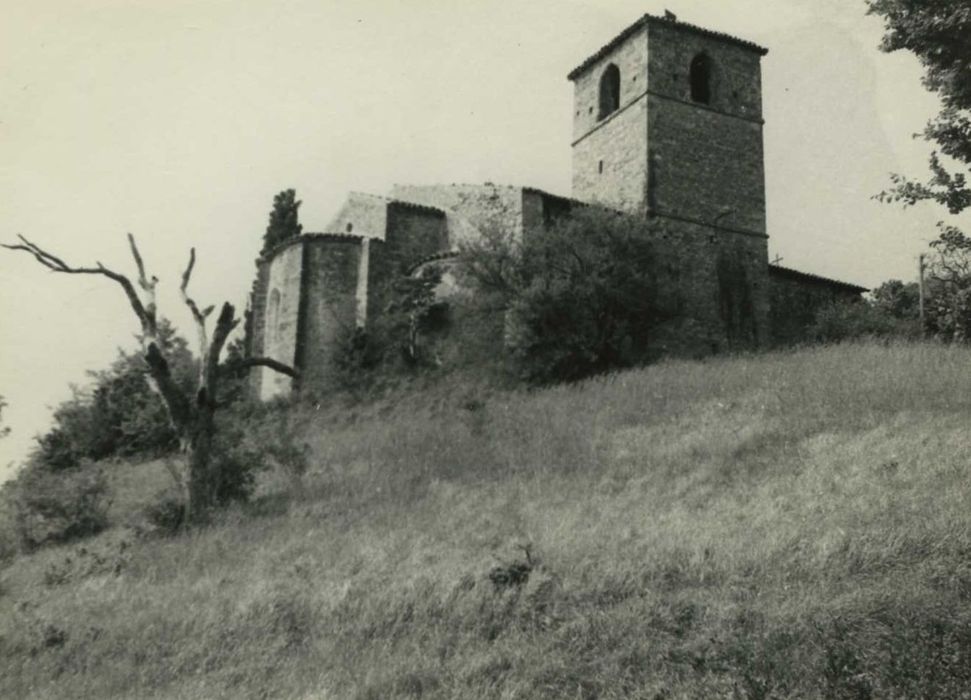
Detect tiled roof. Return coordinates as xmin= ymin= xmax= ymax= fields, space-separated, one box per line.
xmin=567 ymin=13 xmax=768 ymax=81
xmin=522 ymin=186 xmax=584 ymax=207
xmin=407 ymin=251 xmax=460 ymax=275
xmin=768 ymin=264 xmax=868 ymax=294
xmin=350 ymin=191 xmax=445 ymax=216
xmin=302 ymin=232 xmax=369 ymax=243
xmin=259 ymin=232 xmax=371 ymax=262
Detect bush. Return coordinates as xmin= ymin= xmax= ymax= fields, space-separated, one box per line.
xmin=140 ymin=489 xmax=187 ymax=536
xmin=459 ymin=207 xmax=662 ymax=383
xmin=10 ymin=462 xmax=111 ymax=551
xmin=321 ymin=265 xmax=449 ymax=394
xmin=809 ymin=300 xmax=918 ymax=343
xmin=35 ymin=320 xmax=196 ymax=470
xmin=0 ymin=490 xmax=18 ymax=564
xmin=924 ymin=225 xmax=971 ymax=342
xmin=208 ymin=404 xmax=272 ymax=506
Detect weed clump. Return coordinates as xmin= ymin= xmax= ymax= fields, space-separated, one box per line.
xmin=8 ymin=462 xmax=111 ymax=551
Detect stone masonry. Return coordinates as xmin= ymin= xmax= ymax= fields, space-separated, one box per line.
xmin=247 ymin=13 xmax=866 ymax=395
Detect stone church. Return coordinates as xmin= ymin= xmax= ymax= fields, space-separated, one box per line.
xmin=247 ymin=13 xmax=865 ymax=400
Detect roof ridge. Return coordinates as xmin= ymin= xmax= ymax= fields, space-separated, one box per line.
xmin=260 ymin=232 xmax=373 ymax=262
xmin=769 ymin=264 xmax=867 ymax=293
xmin=567 ymin=13 xmax=768 ymax=81
xmin=407 ymin=250 xmax=460 ymax=275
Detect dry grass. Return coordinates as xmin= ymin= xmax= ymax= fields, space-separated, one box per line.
xmin=1 ymin=341 xmax=970 ymax=699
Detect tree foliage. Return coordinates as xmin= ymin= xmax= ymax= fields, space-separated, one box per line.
xmin=811 ymin=232 xmax=971 ymax=344
xmin=809 ymin=298 xmax=914 ymax=344
xmin=34 ymin=320 xmax=196 ymax=470
xmin=0 ymin=395 xmax=10 ymax=440
xmin=261 ymin=188 xmax=303 ymax=254
xmin=459 ymin=207 xmax=662 ymax=384
xmin=4 ymin=234 xmax=297 ymax=524
xmin=8 ymin=463 xmax=111 ymax=551
xmin=925 ymin=225 xmax=971 ymax=340
xmin=871 ymin=279 xmax=921 ymax=321
xmin=867 ymin=1 xmax=971 ymax=217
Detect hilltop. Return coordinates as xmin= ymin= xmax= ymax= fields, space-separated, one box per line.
xmin=1 ymin=341 xmax=970 ymax=699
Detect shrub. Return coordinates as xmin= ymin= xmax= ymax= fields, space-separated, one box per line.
xmin=0 ymin=489 xmax=18 ymax=564
xmin=924 ymin=224 xmax=971 ymax=342
xmin=10 ymin=461 xmax=111 ymax=551
xmin=809 ymin=300 xmax=916 ymax=343
xmin=140 ymin=489 xmax=187 ymax=536
xmin=459 ymin=207 xmax=662 ymax=383
xmin=35 ymin=319 xmax=196 ymax=470
xmin=208 ymin=404 xmax=272 ymax=505
xmin=323 ymin=266 xmax=448 ymax=393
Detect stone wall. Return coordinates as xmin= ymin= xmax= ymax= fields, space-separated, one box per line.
xmin=325 ymin=193 xmax=389 ymax=239
xmin=645 ymin=25 xmax=766 ymax=233
xmin=768 ymin=266 xmax=866 ymax=345
xmin=522 ymin=188 xmax=576 ymax=231
xmin=259 ymin=242 xmax=304 ymax=400
xmin=384 ymin=202 xmax=448 ymax=269
xmin=646 ymin=21 xmax=763 ymax=121
xmin=390 ymin=184 xmax=526 ymax=246
xmin=246 ymin=260 xmax=270 ymax=397
xmin=567 ymin=17 xmax=770 ymax=354
xmin=570 ymin=25 xmax=649 ymax=214
xmin=297 ymin=236 xmax=365 ymax=390
xmin=241 ymin=17 xmax=867 ymax=394
xmin=629 ymin=216 xmax=768 ymax=355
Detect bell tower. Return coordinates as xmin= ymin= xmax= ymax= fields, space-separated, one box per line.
xmin=568 ymin=13 xmax=768 ymax=237
xmin=568 ymin=15 xmax=772 ymax=351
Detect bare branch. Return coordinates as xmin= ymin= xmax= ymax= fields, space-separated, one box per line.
xmin=181 ymin=247 xmax=196 ymax=295
xmin=126 ymin=234 xmax=158 ymax=328
xmin=4 ymin=235 xmax=153 ymax=336
xmin=194 ymin=302 xmax=242 ymax=407
xmin=127 ymin=234 xmax=151 ymax=289
xmin=180 ymin=248 xmax=208 ymax=325
xmin=178 ymin=247 xmax=209 ymax=371
xmin=210 ymin=303 xmax=241 ymax=360
xmin=226 ymin=357 xmax=299 ymax=378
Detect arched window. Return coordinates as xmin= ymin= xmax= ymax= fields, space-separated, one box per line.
xmin=690 ymin=54 xmax=712 ymax=104
xmin=598 ymin=63 xmax=621 ymax=120
xmin=267 ymin=288 xmax=281 ymax=338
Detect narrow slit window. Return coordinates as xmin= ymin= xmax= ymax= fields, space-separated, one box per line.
xmin=690 ymin=54 xmax=712 ymax=104
xmin=598 ymin=63 xmax=621 ymax=120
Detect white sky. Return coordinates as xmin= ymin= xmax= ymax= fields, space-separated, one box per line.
xmin=0 ymin=0 xmax=957 ymax=478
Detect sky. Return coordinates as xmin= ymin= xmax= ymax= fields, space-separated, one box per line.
xmin=0 ymin=0 xmax=956 ymax=479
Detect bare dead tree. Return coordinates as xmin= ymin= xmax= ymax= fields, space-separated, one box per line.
xmin=3 ymin=234 xmax=297 ymax=522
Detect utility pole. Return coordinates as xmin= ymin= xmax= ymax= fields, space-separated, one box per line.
xmin=918 ymin=253 xmax=927 ymax=337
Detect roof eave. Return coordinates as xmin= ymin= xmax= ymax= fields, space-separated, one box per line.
xmin=567 ymin=14 xmax=768 ymax=82
xmin=768 ymin=264 xmax=868 ymax=294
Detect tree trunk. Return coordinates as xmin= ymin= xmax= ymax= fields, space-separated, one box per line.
xmin=186 ymin=408 xmax=216 ymax=523
xmin=4 ymin=235 xmax=297 ymax=527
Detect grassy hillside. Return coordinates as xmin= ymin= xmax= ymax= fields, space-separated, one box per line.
xmin=1 ymin=342 xmax=970 ymax=699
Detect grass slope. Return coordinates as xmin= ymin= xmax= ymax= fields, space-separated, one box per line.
xmin=2 ymin=342 xmax=971 ymax=699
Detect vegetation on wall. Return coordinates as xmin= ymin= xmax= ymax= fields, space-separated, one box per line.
xmin=459 ymin=207 xmax=662 ymax=384
xmin=324 ymin=265 xmax=447 ymax=396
